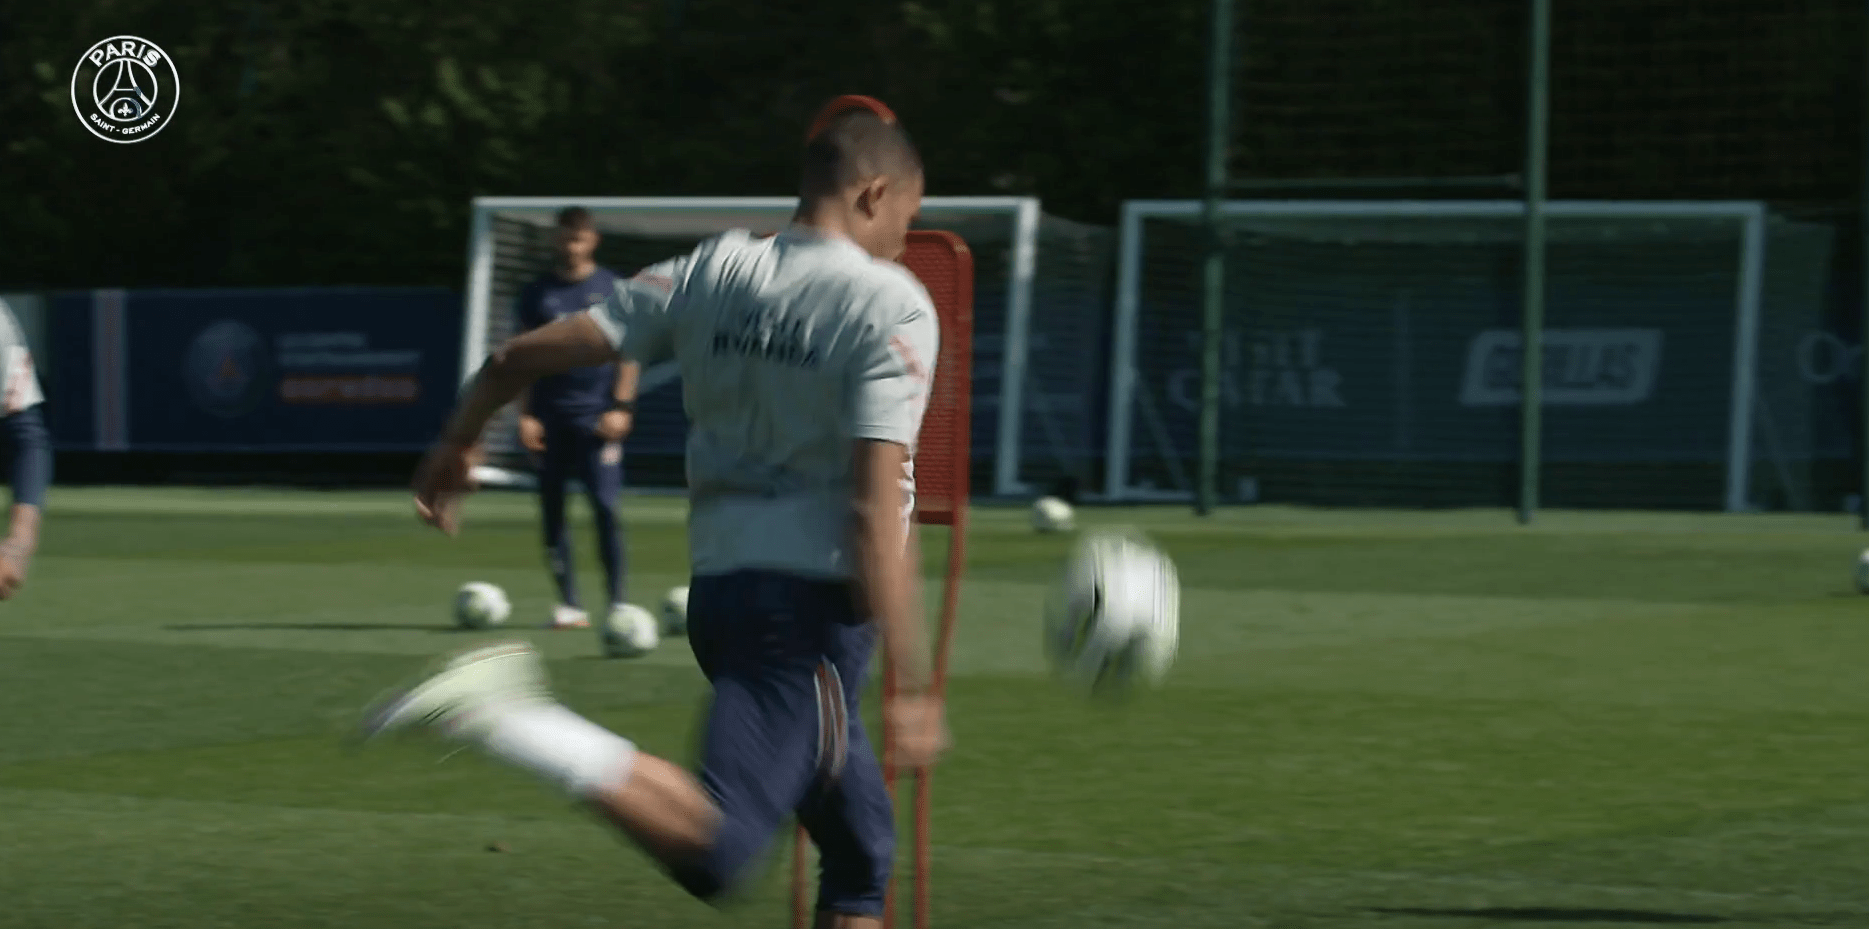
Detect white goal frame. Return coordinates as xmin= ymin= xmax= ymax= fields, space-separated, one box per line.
xmin=463 ymin=196 xmax=1045 ymax=497
xmin=1103 ymin=199 xmax=1768 ymax=511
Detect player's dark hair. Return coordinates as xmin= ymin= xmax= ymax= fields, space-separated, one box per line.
xmin=555 ymin=206 xmax=596 ymax=231
xmin=800 ymin=110 xmax=923 ymax=199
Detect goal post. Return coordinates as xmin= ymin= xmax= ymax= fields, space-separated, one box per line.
xmin=462 ymin=196 xmax=1112 ymax=498
xmin=1105 ymin=199 xmax=1792 ymax=511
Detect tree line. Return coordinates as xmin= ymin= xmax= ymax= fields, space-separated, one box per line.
xmin=2 ymin=0 xmax=1858 ymax=290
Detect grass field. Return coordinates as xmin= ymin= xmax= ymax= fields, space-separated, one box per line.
xmin=5 ymin=488 xmax=1869 ymax=928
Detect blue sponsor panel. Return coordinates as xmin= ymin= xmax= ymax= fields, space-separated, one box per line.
xmin=1134 ymin=238 xmax=1742 ymax=467
xmin=45 ymin=291 xmax=98 ymax=450
xmin=56 ymin=288 xmax=463 ymax=451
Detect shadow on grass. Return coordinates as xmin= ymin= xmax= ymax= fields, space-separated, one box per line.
xmin=166 ymin=623 xmax=461 ymax=634
xmin=1368 ymin=907 xmax=1726 ymax=925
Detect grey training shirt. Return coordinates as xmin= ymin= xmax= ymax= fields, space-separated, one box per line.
xmin=587 ymin=227 xmax=939 ymax=580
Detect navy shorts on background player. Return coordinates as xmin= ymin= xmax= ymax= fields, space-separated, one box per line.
xmin=673 ymin=570 xmax=893 ymax=916
xmin=537 ymin=426 xmax=623 ymax=502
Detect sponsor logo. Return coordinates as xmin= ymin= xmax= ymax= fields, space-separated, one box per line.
xmin=1796 ymin=331 xmax=1861 ymax=385
xmin=1169 ymin=328 xmax=1346 ymax=412
xmin=275 ymin=332 xmax=421 ymax=369
xmin=280 ymin=376 xmax=420 ymax=405
xmin=71 ymin=36 xmax=180 ymax=144
xmin=1458 ymin=328 xmax=1663 ymax=407
xmin=184 ymin=320 xmax=271 ymax=418
xmin=187 ymin=325 xmax=426 ymax=415
xmin=274 ymin=332 xmax=423 ymax=406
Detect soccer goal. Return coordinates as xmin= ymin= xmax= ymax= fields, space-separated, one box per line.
xmin=461 ymin=196 xmax=1114 ymax=497
xmin=1103 ymin=200 xmax=1834 ymax=512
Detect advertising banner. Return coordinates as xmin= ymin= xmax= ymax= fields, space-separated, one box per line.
xmin=1134 ymin=240 xmax=1749 ymax=465
xmin=49 ymin=288 xmax=461 ymax=451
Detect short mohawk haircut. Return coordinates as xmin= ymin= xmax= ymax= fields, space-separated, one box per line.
xmin=799 ymin=103 xmax=922 ymax=199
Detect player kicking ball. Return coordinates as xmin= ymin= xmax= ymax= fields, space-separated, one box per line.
xmin=360 ymin=97 xmax=949 ymax=928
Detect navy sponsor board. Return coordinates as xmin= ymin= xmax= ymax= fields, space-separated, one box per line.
xmin=50 ymin=288 xmax=461 ymax=451
xmin=1133 ymin=239 xmax=1743 ymax=466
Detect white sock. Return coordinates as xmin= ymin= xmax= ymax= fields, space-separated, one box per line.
xmin=474 ymin=702 xmax=637 ymax=798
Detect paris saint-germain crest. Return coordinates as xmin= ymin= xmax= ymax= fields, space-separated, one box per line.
xmin=70 ymin=36 xmax=181 ymax=144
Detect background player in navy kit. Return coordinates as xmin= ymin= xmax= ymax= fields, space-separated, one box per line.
xmin=514 ymin=207 xmax=640 ymax=630
xmin=369 ymin=103 xmax=947 ymax=929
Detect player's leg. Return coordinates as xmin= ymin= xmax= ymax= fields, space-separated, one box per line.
xmin=359 ymin=641 xmax=718 ymax=863
xmin=663 ymin=570 xmax=838 ymax=901
xmin=576 ymin=432 xmax=628 ymax=612
xmin=538 ymin=426 xmax=587 ymax=628
xmin=796 ymin=621 xmax=894 ymax=929
xmin=356 ymin=570 xmax=829 ymax=902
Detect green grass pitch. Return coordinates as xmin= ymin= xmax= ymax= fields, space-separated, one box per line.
xmin=4 ymin=487 xmax=1869 ymax=927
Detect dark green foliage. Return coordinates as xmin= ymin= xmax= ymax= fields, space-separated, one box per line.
xmin=3 ymin=1 xmax=1860 ymax=290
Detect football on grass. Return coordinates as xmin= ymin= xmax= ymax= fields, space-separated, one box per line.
xmin=454 ymin=582 xmax=511 ymax=630
xmin=602 ymin=604 xmax=660 ymax=658
xmin=1854 ymin=549 xmax=1869 ymax=594
xmin=661 ymin=585 xmax=689 ymax=636
xmin=1044 ymin=529 xmax=1179 ymax=693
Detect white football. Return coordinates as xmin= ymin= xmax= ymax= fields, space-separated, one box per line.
xmin=453 ymin=582 xmax=511 ymax=630
xmin=601 ymin=604 xmax=660 ymax=658
xmin=1044 ymin=529 xmax=1179 ymax=693
xmin=661 ymin=585 xmax=690 ymax=636
xmin=1032 ymin=496 xmax=1075 ymax=533
xmin=1855 ymin=549 xmax=1869 ymax=594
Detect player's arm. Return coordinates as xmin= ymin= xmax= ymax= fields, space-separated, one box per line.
xmin=416 ymin=263 xmax=683 ymax=533
xmin=1 ymin=407 xmax=48 ymax=547
xmin=613 ymin=358 xmax=641 ymax=406
xmin=597 ymin=354 xmax=642 ymax=441
xmin=445 ymin=266 xmax=680 ymax=446
xmin=511 ymin=290 xmax=544 ymax=449
xmin=847 ymin=295 xmax=946 ymax=766
xmin=850 ymin=438 xmax=930 ymax=693
xmin=440 ymin=313 xmax=617 ymax=447
xmin=417 ymin=315 xmax=614 ymax=533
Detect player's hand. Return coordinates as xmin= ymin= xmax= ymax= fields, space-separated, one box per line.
xmin=595 ymin=410 xmax=633 ymax=441
xmin=886 ymin=693 xmax=950 ymax=769
xmin=0 ymin=541 xmax=30 ymax=600
xmin=412 ymin=440 xmax=482 ymax=535
xmin=518 ymin=415 xmax=546 ymax=453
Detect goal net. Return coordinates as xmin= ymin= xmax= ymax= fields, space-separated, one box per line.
xmin=1104 ymin=200 xmax=1838 ymax=511
xmin=462 ymin=197 xmax=1113 ymax=496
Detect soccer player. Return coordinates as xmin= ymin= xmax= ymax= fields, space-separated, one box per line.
xmin=514 ymin=207 xmax=640 ymax=631
xmin=362 ymin=102 xmax=949 ymax=928
xmin=0 ymin=298 xmax=50 ymax=600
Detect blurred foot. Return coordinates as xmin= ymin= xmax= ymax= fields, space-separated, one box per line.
xmin=548 ymin=604 xmax=589 ymax=629
xmin=357 ymin=641 xmax=549 ymax=743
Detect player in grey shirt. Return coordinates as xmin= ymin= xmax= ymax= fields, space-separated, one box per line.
xmin=364 ymin=101 xmax=947 ymax=927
